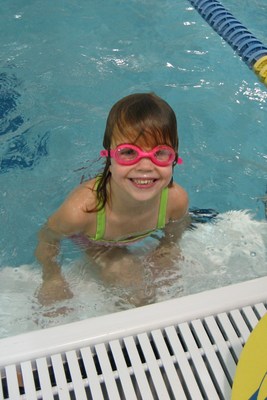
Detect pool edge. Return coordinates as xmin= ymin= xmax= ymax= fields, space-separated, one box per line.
xmin=0 ymin=275 xmax=266 ymax=368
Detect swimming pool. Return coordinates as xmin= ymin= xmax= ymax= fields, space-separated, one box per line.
xmin=0 ymin=0 xmax=266 ymax=339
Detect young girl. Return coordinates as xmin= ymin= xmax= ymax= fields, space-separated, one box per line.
xmin=35 ymin=93 xmax=189 ymax=306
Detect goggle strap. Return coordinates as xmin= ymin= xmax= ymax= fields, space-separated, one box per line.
xmin=100 ymin=150 xmax=109 ymax=157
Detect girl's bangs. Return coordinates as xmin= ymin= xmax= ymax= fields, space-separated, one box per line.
xmin=112 ymin=124 xmax=176 ymax=149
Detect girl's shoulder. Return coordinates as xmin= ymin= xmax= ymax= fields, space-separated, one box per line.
xmin=167 ymin=182 xmax=189 ymax=221
xmin=67 ymin=178 xmax=98 ymax=203
xmin=48 ymin=179 xmax=98 ymax=235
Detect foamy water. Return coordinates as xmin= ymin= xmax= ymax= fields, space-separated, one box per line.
xmin=0 ymin=210 xmax=266 ymax=339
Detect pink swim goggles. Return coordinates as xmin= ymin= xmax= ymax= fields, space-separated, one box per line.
xmin=100 ymin=144 xmax=183 ymax=167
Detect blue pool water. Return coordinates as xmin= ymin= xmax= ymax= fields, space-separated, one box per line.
xmin=0 ymin=0 xmax=266 ymax=338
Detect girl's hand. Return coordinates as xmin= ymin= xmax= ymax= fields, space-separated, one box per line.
xmin=37 ymin=274 xmax=73 ymax=306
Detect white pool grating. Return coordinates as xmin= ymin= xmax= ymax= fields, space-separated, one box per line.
xmin=0 ymin=277 xmax=267 ymax=399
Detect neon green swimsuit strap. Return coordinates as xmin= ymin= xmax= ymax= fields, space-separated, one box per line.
xmin=95 ymin=205 xmax=106 ymax=240
xmin=157 ymin=187 xmax=169 ymax=229
xmin=93 ymin=176 xmax=106 ymax=241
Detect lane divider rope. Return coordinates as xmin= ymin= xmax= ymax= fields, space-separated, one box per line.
xmin=188 ymin=0 xmax=267 ymax=86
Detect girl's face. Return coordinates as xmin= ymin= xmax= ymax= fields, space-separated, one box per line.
xmin=109 ymin=139 xmax=174 ymax=203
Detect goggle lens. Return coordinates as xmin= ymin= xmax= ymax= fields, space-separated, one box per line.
xmin=117 ymin=147 xmax=139 ymax=162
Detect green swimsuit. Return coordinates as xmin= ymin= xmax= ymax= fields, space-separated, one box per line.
xmin=93 ymin=186 xmax=169 ymax=243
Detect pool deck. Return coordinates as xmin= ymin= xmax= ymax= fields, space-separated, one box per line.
xmin=0 ymin=276 xmax=266 ymax=399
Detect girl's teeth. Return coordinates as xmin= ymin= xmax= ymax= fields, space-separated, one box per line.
xmin=132 ymin=179 xmax=154 ymax=185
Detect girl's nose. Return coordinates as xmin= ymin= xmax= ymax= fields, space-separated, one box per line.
xmin=135 ymin=156 xmax=154 ymax=170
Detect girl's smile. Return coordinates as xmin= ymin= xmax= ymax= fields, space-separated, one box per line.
xmin=129 ymin=177 xmax=158 ymax=187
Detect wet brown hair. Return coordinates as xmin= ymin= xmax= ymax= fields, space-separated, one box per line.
xmin=94 ymin=92 xmax=179 ymax=210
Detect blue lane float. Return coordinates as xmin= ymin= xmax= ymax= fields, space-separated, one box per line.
xmin=188 ymin=0 xmax=267 ymax=86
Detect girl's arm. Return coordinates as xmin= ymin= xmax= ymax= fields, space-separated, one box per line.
xmin=35 ymin=222 xmax=62 ymax=279
xmin=35 ymin=219 xmax=74 ymax=306
xmin=144 ymin=183 xmax=190 ymax=268
xmin=35 ymin=184 xmax=93 ymax=305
